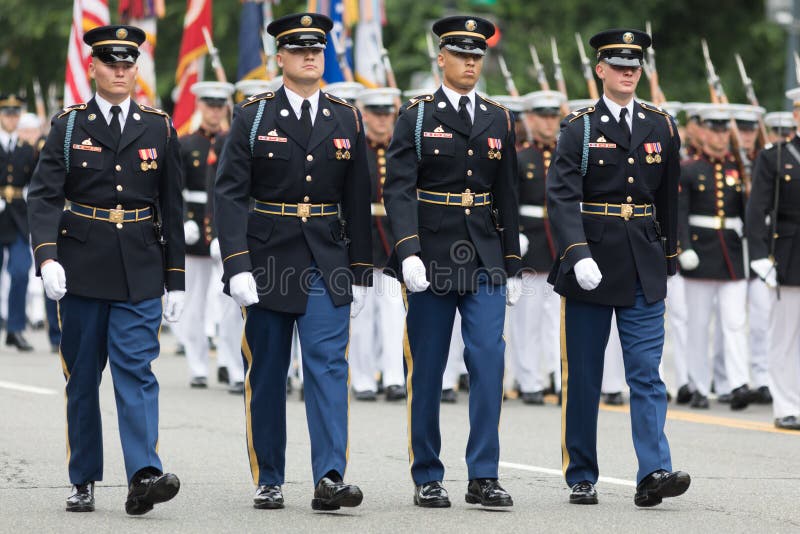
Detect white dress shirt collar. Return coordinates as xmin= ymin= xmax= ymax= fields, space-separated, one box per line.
xmin=283 ymin=86 xmax=321 ymax=125
xmin=441 ymin=84 xmax=476 ymax=122
xmin=0 ymin=130 xmax=17 ymax=153
xmin=602 ymin=95 xmax=634 ymax=132
xmin=94 ymin=93 xmax=131 ymax=131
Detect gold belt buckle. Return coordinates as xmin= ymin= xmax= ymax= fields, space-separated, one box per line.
xmin=108 ymin=209 xmax=125 ymax=224
xmin=3 ymin=185 xmax=14 ymax=203
xmin=296 ymin=203 xmax=311 ymax=218
xmin=620 ymin=203 xmax=634 ymax=221
xmin=715 ymin=216 xmax=724 ymax=230
xmin=461 ymin=191 xmax=474 ymax=207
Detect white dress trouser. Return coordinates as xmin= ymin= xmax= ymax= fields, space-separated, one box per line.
xmin=768 ymin=287 xmax=800 ymax=418
xmin=216 ymin=294 xmax=245 ymax=384
xmin=666 ymin=274 xmax=689 ymax=389
xmin=443 ymin=310 xmax=466 ymax=389
xmin=685 ymin=279 xmax=750 ymax=396
xmin=601 ymin=312 xmax=627 ymax=393
xmin=176 ymin=256 xmax=214 ymax=379
xmin=748 ymin=278 xmax=773 ymax=388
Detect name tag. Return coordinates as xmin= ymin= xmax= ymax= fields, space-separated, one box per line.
xmin=423 ymin=132 xmax=453 ymax=139
xmin=258 ymin=135 xmax=288 ymax=143
xmin=588 ymin=142 xmax=617 ymax=149
xmin=72 ymin=144 xmax=102 ymax=152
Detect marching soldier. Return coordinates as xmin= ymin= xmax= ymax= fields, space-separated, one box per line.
xmin=681 ymin=103 xmax=705 ymax=158
xmin=348 ymin=87 xmax=406 ymax=402
xmin=176 ymin=81 xmax=235 ymax=389
xmin=508 ymin=90 xmax=564 ymax=404
xmin=0 ymin=94 xmax=35 ymax=351
xmin=678 ymin=105 xmax=751 ymax=411
xmin=547 ymin=29 xmax=690 ymax=507
xmin=27 ymin=25 xmax=184 ymax=514
xmin=215 ymin=13 xmax=371 ymax=510
xmin=746 ymin=87 xmax=800 ymax=431
xmin=383 ymin=15 xmax=522 ymax=508
xmin=764 ymin=111 xmax=794 ymax=143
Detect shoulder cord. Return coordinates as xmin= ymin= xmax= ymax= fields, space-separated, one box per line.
xmin=63 ymin=110 xmax=77 ymax=172
xmin=580 ymin=114 xmax=590 ymax=176
xmin=414 ymin=101 xmax=425 ymax=162
xmin=249 ymin=100 xmax=266 ymax=157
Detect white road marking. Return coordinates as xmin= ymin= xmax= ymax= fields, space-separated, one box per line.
xmin=0 ymin=380 xmax=59 ymax=396
xmin=499 ymin=461 xmax=637 ymax=487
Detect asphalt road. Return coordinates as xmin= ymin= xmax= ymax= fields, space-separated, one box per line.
xmin=1 ymin=327 xmax=798 ymax=533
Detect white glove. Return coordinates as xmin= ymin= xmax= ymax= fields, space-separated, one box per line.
xmin=401 ymin=255 xmax=430 ymax=293
xmin=209 ymin=238 xmax=221 ymax=261
xmin=351 ymin=285 xmax=369 ymax=318
xmin=0 ymin=198 xmax=6 ymax=214
xmin=519 ymin=233 xmax=530 ymax=257
xmin=506 ymin=277 xmax=522 ymax=306
xmin=229 ymin=271 xmax=259 ymax=307
xmin=751 ymin=258 xmax=777 ymax=288
xmin=163 ymin=290 xmax=185 ymax=323
xmin=574 ymin=258 xmax=602 ymax=291
xmin=41 ymin=261 xmax=67 ymax=301
xmin=184 ymin=220 xmax=200 ymax=245
xmin=678 ymin=249 xmax=700 ymax=271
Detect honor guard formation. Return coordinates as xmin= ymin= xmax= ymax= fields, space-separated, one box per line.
xmin=3 ymin=5 xmax=799 ymax=520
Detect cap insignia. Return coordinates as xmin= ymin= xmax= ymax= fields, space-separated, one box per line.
xmin=301 ymin=15 xmax=312 ymax=27
xmin=465 ymin=19 xmax=477 ymax=31
xmin=116 ymin=28 xmax=128 ymax=39
xmin=623 ymin=32 xmax=634 ymax=44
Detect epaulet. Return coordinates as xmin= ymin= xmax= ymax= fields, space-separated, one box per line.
xmin=482 ymin=96 xmax=509 ymax=112
xmin=324 ymin=93 xmax=357 ymax=110
xmin=139 ymin=104 xmax=170 ymax=118
xmin=242 ymin=91 xmax=275 ymax=108
xmin=639 ymin=102 xmax=670 ymax=118
xmin=567 ymin=106 xmax=595 ymax=123
xmin=57 ymin=103 xmax=87 ymax=119
xmin=407 ymin=94 xmax=433 ymax=109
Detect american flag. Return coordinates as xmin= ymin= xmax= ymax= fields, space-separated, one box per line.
xmin=64 ymin=0 xmax=110 ymax=106
xmin=119 ymin=0 xmax=166 ymax=107
xmin=172 ymin=0 xmax=211 ymax=135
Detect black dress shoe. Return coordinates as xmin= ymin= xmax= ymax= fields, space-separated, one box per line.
xmin=207 ymin=336 xmax=217 ymax=351
xmin=569 ymin=481 xmax=598 ymax=504
xmin=729 ymin=385 xmax=750 ymax=411
xmin=354 ymin=389 xmax=377 ymax=401
xmin=441 ymin=389 xmax=457 ymax=403
xmin=286 ymin=377 xmax=293 ymax=395
xmin=521 ymin=390 xmax=544 ymax=405
xmin=602 ymin=392 xmax=625 ymax=406
xmin=51 ymin=344 xmax=60 ymax=354
xmin=634 ymin=469 xmax=690 ymax=507
xmin=717 ymin=393 xmax=732 ymax=403
xmin=311 ymin=477 xmax=363 ymax=510
xmin=125 ymin=471 xmax=180 ymax=515
xmin=751 ymin=385 xmax=773 ymax=404
xmin=690 ymin=391 xmax=709 ymax=409
xmin=414 ymin=481 xmax=451 ymax=508
xmin=6 ymin=332 xmax=33 ymax=352
xmin=190 ymin=376 xmax=207 ymax=388
xmin=217 ymin=366 xmax=229 ymax=384
xmin=385 ymin=384 xmax=406 ymax=401
xmin=253 ymin=484 xmax=284 ymax=509
xmin=458 ymin=373 xmax=470 ymax=392
xmin=676 ymin=384 xmax=693 ymax=404
xmin=228 ymin=381 xmax=245 ymax=395
xmin=774 ymin=415 xmax=800 ymax=430
xmin=465 ymin=478 xmax=513 ymax=507
xmin=175 ymin=343 xmax=185 ymax=356
xmin=66 ymin=482 xmax=95 ymax=512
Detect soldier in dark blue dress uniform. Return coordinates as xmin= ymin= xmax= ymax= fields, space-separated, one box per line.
xmin=27 ymin=25 xmax=185 ymax=515
xmin=214 ymin=13 xmax=371 ymax=511
xmin=546 ymin=29 xmax=690 ymax=507
xmin=383 ymin=15 xmax=522 ymax=509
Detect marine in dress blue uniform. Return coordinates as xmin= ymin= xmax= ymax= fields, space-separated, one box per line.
xmin=214 ymin=13 xmax=371 ymax=511
xmin=0 ymin=94 xmax=35 ymax=351
xmin=546 ymin=29 xmax=690 ymax=507
xmin=27 ymin=25 xmax=184 ymax=515
xmin=383 ymin=16 xmax=521 ymax=508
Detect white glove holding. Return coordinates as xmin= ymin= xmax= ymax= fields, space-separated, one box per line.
xmin=209 ymin=238 xmax=221 ymax=261
xmin=574 ymin=258 xmax=602 ymax=291
xmin=184 ymin=220 xmax=200 ymax=245
xmin=519 ymin=233 xmax=530 ymax=257
xmin=506 ymin=276 xmax=522 ymax=307
xmin=41 ymin=261 xmax=67 ymax=301
xmin=751 ymin=258 xmax=777 ymax=288
xmin=678 ymin=249 xmax=700 ymax=271
xmin=0 ymin=198 xmax=6 ymax=214
xmin=163 ymin=290 xmax=185 ymax=323
xmin=229 ymin=272 xmax=259 ymax=307
xmin=351 ymin=285 xmax=369 ymax=318
xmin=401 ymin=255 xmax=430 ymax=293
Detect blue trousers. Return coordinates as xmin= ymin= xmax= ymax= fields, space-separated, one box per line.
xmin=561 ymin=282 xmax=672 ymax=485
xmin=242 ymin=272 xmax=350 ymax=486
xmin=59 ymin=294 xmax=163 ymax=484
xmin=2 ymin=233 xmax=32 ymax=333
xmin=403 ymin=281 xmax=506 ymax=485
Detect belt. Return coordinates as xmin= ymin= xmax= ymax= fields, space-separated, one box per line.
xmin=417 ymin=189 xmax=492 ymax=207
xmin=580 ymin=202 xmax=653 ymax=220
xmin=68 ymin=201 xmax=152 ymax=223
xmin=2 ymin=185 xmax=24 ymax=203
xmin=520 ymin=204 xmax=546 ymax=218
xmin=371 ymin=202 xmax=387 ymax=216
xmin=253 ymin=199 xmax=338 ymax=217
xmin=183 ymin=190 xmax=208 ymax=204
xmin=689 ymin=214 xmax=743 ymax=236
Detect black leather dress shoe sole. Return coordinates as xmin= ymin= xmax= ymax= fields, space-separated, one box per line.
xmin=311 ymin=486 xmax=363 ymax=511
xmin=66 ymin=501 xmax=95 ymax=512
xmin=413 ymin=494 xmax=451 ymax=508
xmin=465 ymin=491 xmax=513 ymax=507
xmin=126 ymin=473 xmax=180 ymax=515
xmin=569 ymin=493 xmax=598 ymax=505
xmin=254 ymin=498 xmax=284 ymax=510
xmin=634 ymin=472 xmax=691 ymax=507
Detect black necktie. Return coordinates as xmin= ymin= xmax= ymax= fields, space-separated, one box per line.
xmin=110 ymin=105 xmax=122 ymax=146
xmin=299 ymin=99 xmax=312 ymax=147
xmin=458 ymin=95 xmax=472 ymax=128
xmin=619 ymin=108 xmax=631 ymax=143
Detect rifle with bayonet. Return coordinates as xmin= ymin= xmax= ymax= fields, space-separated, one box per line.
xmin=575 ymin=33 xmax=599 ymax=100
xmin=331 ymin=28 xmax=355 ymax=82
xmin=642 ymin=21 xmax=666 ymax=105
xmin=498 ymin=53 xmax=533 ymax=142
xmin=551 ymin=37 xmax=571 ymax=116
xmin=32 ymin=78 xmax=47 ymax=132
xmin=375 ymin=29 xmax=402 ymax=110
xmin=425 ymin=33 xmax=442 ymax=86
xmin=529 ymin=44 xmax=550 ymax=91
xmin=735 ymin=53 xmax=769 ymax=150
xmin=261 ymin=1 xmax=278 ymax=79
xmin=202 ymin=26 xmax=228 ymax=83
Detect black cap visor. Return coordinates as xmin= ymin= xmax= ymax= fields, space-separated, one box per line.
xmin=200 ymin=97 xmax=228 ymax=107
xmin=533 ymin=107 xmax=561 ymax=117
xmin=279 ymin=32 xmax=327 ymax=50
xmin=703 ymin=120 xmax=730 ymax=132
xmin=599 ymin=49 xmax=643 ymax=68
xmin=441 ymin=36 xmax=486 ymax=57
xmin=94 ymin=46 xmax=139 ymax=64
